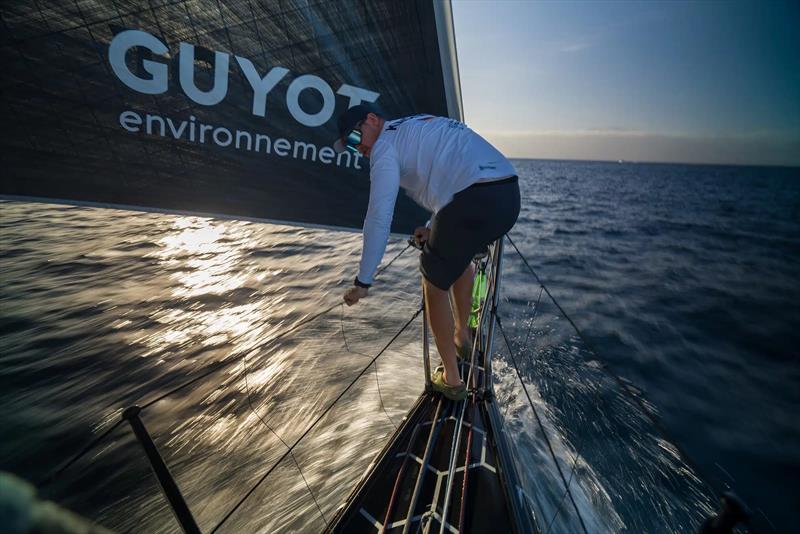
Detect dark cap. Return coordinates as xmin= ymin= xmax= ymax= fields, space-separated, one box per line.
xmin=333 ymin=103 xmax=375 ymax=153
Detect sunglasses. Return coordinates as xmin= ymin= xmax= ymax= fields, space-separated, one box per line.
xmin=344 ymin=122 xmax=363 ymax=154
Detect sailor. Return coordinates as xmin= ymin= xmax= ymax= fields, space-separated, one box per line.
xmin=335 ymin=104 xmax=520 ymax=401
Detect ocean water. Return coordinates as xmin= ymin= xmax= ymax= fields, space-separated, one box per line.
xmin=1 ymin=159 xmax=798 ymax=533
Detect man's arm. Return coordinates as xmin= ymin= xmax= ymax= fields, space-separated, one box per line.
xmin=356 ymin=144 xmax=401 ymax=286
xmin=344 ymin=143 xmax=401 ymax=306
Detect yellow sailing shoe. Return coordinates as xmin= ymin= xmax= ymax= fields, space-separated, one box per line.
xmin=431 ymin=366 xmax=467 ymax=401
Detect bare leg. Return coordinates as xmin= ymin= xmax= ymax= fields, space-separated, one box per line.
xmin=423 ymin=278 xmax=463 ymax=386
xmin=450 ymin=263 xmax=475 ymax=349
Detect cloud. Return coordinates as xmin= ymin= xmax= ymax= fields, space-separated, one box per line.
xmin=558 ymin=42 xmax=591 ymax=53
xmin=485 ymin=128 xmax=649 ymax=137
xmin=481 ymin=130 xmax=800 ymax=167
xmin=544 ymin=7 xmax=670 ymax=56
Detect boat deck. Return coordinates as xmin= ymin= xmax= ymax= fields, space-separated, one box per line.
xmin=327 ymin=356 xmax=532 ymax=533
xmin=328 ymin=240 xmax=536 ymax=534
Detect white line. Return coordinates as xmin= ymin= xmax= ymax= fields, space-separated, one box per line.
xmin=359 ymin=508 xmax=382 ymax=529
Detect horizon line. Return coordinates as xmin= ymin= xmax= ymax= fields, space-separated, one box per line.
xmin=505 ymin=156 xmax=800 ymax=170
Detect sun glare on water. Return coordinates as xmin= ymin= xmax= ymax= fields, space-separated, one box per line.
xmin=158 ymin=217 xmax=248 ymax=297
xmin=133 ymin=216 xmax=279 ymax=360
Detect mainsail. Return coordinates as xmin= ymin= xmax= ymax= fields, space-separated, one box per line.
xmin=1 ymin=0 xmax=461 ymax=233
xmin=1 ymin=3 xmax=749 ymax=533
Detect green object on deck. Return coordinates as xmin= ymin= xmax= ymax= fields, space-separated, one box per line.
xmin=468 ymin=270 xmax=487 ymax=329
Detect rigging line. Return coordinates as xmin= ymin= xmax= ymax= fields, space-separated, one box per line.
xmin=375 ymin=242 xmax=413 ymax=278
xmin=36 ymin=242 xmax=414 ymax=502
xmin=439 ymin=245 xmax=498 ymax=533
xmin=501 ymin=284 xmax=543 ymax=422
xmin=504 ymin=234 xmax=730 ymax=502
xmin=511 ymin=280 xmax=585 ymax=534
xmin=544 ymin=449 xmax=583 ymax=534
xmin=210 ymin=306 xmax=423 ymax=534
xmin=37 ymin=419 xmax=125 ymax=488
xmin=141 ymin=241 xmax=413 ymax=411
xmin=340 ymin=302 xmax=398 ymax=430
xmin=334 ymin=240 xmax=413 ymax=430
xmin=438 ymin=253 xmax=494 ymax=533
xmin=496 ymin=315 xmax=589 ymax=534
xmin=339 ymin=302 xmax=360 ymax=356
xmin=521 ymin=285 xmax=545 ymax=352
xmin=242 ymin=354 xmax=329 ymax=528
xmin=140 ymin=304 xmax=340 ymax=411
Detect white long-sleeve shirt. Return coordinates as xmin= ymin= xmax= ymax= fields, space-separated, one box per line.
xmin=357 ymin=115 xmax=516 ymax=284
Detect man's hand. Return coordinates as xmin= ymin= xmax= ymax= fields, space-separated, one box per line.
xmin=344 ymin=285 xmax=369 ymax=306
xmin=414 ymin=226 xmax=430 ymax=247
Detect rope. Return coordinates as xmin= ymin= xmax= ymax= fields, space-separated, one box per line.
xmin=143 ymin=242 xmax=412 ymax=411
xmin=38 ymin=419 xmax=125 ymax=488
xmin=496 ymin=315 xmax=589 ymax=534
xmin=521 ymin=285 xmax=544 ymax=352
xmin=210 ymin=306 xmax=423 ymax=533
xmin=141 ymin=305 xmax=340 ymax=411
xmin=544 ymin=449 xmax=583 ymax=534
xmin=512 ymin=280 xmax=587 ymax=533
xmin=242 ymin=354 xmax=329 ymax=528
xmin=504 ymin=233 xmax=739 ymax=523
xmin=375 ymin=242 xmax=412 ymax=278
xmin=438 ymin=253 xmax=494 ymax=533
xmin=515 ymin=274 xmax=590 ymax=531
xmin=216 ymin=240 xmax=412 ymax=528
xmin=341 ymin=303 xmax=397 ymax=429
xmin=337 ymin=241 xmax=415 ymax=430
xmin=38 ymin=241 xmax=413 ymax=500
xmin=520 ymin=289 xmax=587 ymax=534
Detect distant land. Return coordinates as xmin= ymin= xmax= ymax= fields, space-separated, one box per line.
xmin=485 ymin=131 xmax=800 ymax=169
xmin=507 ymin=157 xmax=800 ymax=170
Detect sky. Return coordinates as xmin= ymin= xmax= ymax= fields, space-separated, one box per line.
xmin=451 ymin=0 xmax=800 ymax=166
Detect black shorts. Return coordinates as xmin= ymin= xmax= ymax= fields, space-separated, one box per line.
xmin=420 ymin=176 xmax=520 ymax=290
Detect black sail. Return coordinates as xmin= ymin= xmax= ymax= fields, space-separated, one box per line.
xmin=0 ymin=0 xmax=462 ymax=233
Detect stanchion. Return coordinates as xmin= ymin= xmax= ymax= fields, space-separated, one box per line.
xmin=122 ymin=406 xmax=200 ymax=534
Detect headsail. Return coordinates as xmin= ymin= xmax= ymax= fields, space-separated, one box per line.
xmin=0 ymin=0 xmax=461 ymax=233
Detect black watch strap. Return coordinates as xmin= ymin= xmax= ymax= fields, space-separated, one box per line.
xmin=354 ymin=277 xmax=371 ymax=288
